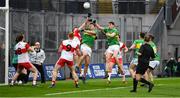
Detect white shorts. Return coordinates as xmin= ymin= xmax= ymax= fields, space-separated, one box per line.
xmin=106 ymin=45 xmax=120 ymax=54
xmin=149 ymin=60 xmax=160 ymax=69
xmin=73 ymin=37 xmax=81 ymax=46
xmin=130 ymin=58 xmax=138 ymax=65
xmin=80 ymin=44 xmax=92 ymax=57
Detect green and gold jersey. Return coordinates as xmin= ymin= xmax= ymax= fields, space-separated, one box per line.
xmin=103 ymin=27 xmax=119 ymax=46
xmin=85 ymin=25 xmax=90 ymax=30
xmin=149 ymin=41 xmax=160 ymax=61
xmin=133 ymin=39 xmax=144 ymax=58
xmin=82 ymin=29 xmax=98 ymax=48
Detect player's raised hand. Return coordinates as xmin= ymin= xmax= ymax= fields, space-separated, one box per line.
xmin=93 ymin=20 xmax=96 ymax=24
xmin=87 ymin=13 xmax=92 ymax=18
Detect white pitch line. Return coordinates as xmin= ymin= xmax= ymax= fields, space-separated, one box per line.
xmin=45 ymin=86 xmax=131 ymax=96
xmin=45 ymin=84 xmax=166 ymax=96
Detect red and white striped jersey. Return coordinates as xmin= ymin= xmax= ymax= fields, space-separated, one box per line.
xmin=14 ymin=41 xmax=31 ymax=63
xmin=73 ymin=28 xmax=81 ymax=45
xmin=117 ymin=41 xmax=126 ymax=58
xmin=60 ymin=39 xmax=79 ymax=61
xmin=73 ymin=28 xmax=81 ymax=40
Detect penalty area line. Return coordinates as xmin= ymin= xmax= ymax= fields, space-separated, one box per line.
xmin=45 ymin=84 xmax=165 ymax=96
xmin=45 ymin=86 xmax=131 ymax=96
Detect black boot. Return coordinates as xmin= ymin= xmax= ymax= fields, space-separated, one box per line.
xmin=148 ymin=83 xmax=154 ymax=92
xmin=103 ymin=71 xmax=109 ymax=79
xmin=139 ymin=78 xmax=154 ymax=92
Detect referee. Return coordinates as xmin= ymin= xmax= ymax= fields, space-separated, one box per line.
xmin=130 ymin=35 xmax=155 ymax=93
xmin=29 ymin=42 xmax=46 ymax=83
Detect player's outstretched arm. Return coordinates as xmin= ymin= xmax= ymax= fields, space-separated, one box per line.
xmin=124 ymin=45 xmax=128 ymax=53
xmin=27 ymin=43 xmax=34 ymax=52
xmin=79 ymin=17 xmax=89 ymax=30
xmin=58 ymin=43 xmax=63 ymax=53
xmin=28 ymin=47 xmax=35 ymax=52
xmin=95 ymin=23 xmax=104 ymax=30
xmin=129 ymin=44 xmax=135 ymax=51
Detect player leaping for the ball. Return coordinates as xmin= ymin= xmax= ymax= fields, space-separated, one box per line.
xmin=72 ymin=17 xmax=90 ymax=72
xmin=108 ymin=35 xmax=128 ymax=83
xmin=77 ymin=19 xmax=98 ymax=84
xmin=72 ymin=13 xmax=92 ymax=47
xmin=96 ymin=22 xmax=123 ymax=80
xmin=50 ymin=33 xmax=81 ymax=88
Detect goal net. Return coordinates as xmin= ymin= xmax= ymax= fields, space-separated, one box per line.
xmin=0 ymin=10 xmax=6 ymax=85
xmin=0 ymin=4 xmax=9 ymax=85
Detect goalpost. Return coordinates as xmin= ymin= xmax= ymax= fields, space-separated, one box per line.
xmin=0 ymin=0 xmax=9 ymax=85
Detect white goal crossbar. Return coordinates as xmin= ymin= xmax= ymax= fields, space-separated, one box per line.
xmin=0 ymin=7 xmax=8 ymax=10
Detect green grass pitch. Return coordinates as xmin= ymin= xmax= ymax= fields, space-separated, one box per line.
xmin=0 ymin=77 xmax=180 ymax=97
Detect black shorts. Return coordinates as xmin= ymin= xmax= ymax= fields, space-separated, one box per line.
xmin=148 ymin=66 xmax=154 ymax=70
xmin=136 ymin=62 xmax=149 ymax=75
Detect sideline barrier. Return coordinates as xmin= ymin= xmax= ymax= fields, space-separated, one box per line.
xmin=8 ymin=63 xmax=130 ymax=80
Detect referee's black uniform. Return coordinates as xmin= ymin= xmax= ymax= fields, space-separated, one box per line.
xmin=136 ymin=43 xmax=155 ymax=75
xmin=131 ymin=35 xmax=155 ymax=93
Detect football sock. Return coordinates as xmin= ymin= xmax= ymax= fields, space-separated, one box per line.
xmin=33 ymin=81 xmax=36 ymax=85
xmin=108 ymin=73 xmax=112 ymax=81
xmin=140 ymin=78 xmax=151 ymax=85
xmin=105 ymin=71 xmax=108 ymax=76
xmin=11 ymin=81 xmax=14 ymax=85
xmin=74 ymin=80 xmax=78 ymax=84
xmin=122 ymin=74 xmax=126 ymax=81
xmin=133 ymin=78 xmax=138 ymax=91
xmin=52 ymin=81 xmax=56 ymax=85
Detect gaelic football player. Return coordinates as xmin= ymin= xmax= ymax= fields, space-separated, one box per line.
xmin=129 ymin=32 xmax=145 ymax=78
xmin=96 ymin=22 xmax=120 ymax=79
xmin=50 ymin=33 xmax=81 ymax=88
xmin=77 ymin=21 xmax=98 ymax=83
xmin=10 ymin=34 xmax=38 ymax=86
xmin=108 ymin=35 xmax=128 ymax=83
xmin=145 ymin=34 xmax=160 ymax=83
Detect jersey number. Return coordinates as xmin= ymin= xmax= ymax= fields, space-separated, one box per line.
xmin=15 ymin=48 xmax=22 ymax=55
xmin=66 ymin=44 xmax=72 ymax=51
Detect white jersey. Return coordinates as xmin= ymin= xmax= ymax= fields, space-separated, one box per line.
xmin=117 ymin=42 xmax=126 ymax=59
xmin=73 ymin=37 xmax=81 ymax=46
xmin=14 ymin=41 xmax=31 ymax=63
xmin=60 ymin=39 xmax=78 ymax=61
xmin=29 ymin=49 xmax=46 ymax=65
